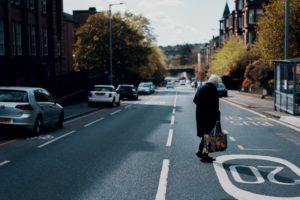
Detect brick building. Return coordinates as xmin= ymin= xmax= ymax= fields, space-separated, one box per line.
xmin=0 ymin=0 xmax=65 ymax=87
xmin=219 ymin=0 xmax=269 ymax=47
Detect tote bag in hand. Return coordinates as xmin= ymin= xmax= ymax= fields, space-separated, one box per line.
xmin=203 ymin=121 xmax=227 ymax=153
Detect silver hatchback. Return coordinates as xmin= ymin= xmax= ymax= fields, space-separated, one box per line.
xmin=0 ymin=87 xmax=64 ymax=135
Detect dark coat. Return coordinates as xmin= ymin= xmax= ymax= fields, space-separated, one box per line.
xmin=193 ymin=82 xmax=220 ymax=137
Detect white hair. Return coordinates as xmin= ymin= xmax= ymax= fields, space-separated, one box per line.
xmin=207 ymin=74 xmax=221 ymax=85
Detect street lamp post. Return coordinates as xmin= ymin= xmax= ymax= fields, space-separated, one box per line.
xmin=109 ymin=3 xmax=124 ymax=85
xmin=284 ymin=0 xmax=289 ymax=59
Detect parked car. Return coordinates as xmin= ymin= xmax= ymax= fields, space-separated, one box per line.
xmin=116 ymin=84 xmax=138 ymax=100
xmin=217 ymin=83 xmax=228 ymax=97
xmin=88 ymin=85 xmax=120 ymax=107
xmin=0 ymin=87 xmax=64 ymax=135
xmin=166 ymin=82 xmax=175 ymax=89
xmin=137 ymin=82 xmax=155 ymax=94
xmin=179 ymin=80 xmax=186 ymax=85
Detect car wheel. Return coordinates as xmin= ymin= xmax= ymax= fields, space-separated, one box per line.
xmin=56 ymin=111 xmax=64 ymax=129
xmin=117 ymin=99 xmax=121 ymax=106
xmin=33 ymin=117 xmax=43 ymax=135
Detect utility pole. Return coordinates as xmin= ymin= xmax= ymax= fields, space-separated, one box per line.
xmin=109 ymin=3 xmax=125 ymax=85
xmin=284 ymin=0 xmax=289 ymax=59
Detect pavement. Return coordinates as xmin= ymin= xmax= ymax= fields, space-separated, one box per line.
xmin=63 ymin=101 xmax=99 ymax=121
xmin=62 ymin=89 xmax=300 ymax=129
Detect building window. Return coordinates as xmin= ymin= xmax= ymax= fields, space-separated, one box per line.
xmin=42 ymin=28 xmax=48 ymax=56
xmin=0 ymin=20 xmax=4 ymax=55
xmin=248 ymin=31 xmax=256 ymax=44
xmin=42 ymin=0 xmax=47 ymax=14
xmin=28 ymin=25 xmax=36 ymax=56
xmin=249 ymin=9 xmax=255 ymax=24
xmin=27 ymin=0 xmax=34 ymax=10
xmin=13 ymin=23 xmax=22 ymax=56
xmin=226 ymin=18 xmax=229 ymax=28
xmin=15 ymin=0 xmax=21 ymax=6
xmin=238 ymin=16 xmax=242 ymax=29
xmin=238 ymin=0 xmax=243 ymax=10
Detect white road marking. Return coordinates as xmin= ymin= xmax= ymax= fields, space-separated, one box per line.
xmin=110 ymin=109 xmax=122 ymax=115
xmin=155 ymin=159 xmax=170 ymax=200
xmin=229 ymin=136 xmax=236 ymax=142
xmin=214 ymin=154 xmax=300 ymax=200
xmin=222 ymin=99 xmax=300 ymax=133
xmin=38 ymin=131 xmax=76 ymax=148
xmin=172 ymin=108 xmax=175 ymax=114
xmin=125 ymin=105 xmax=131 ymax=109
xmin=0 ymin=160 xmax=10 ymax=167
xmin=221 ymin=99 xmax=267 ymax=118
xmin=268 ymin=118 xmax=300 ymax=132
xmin=84 ymin=117 xmax=105 ymax=127
xmin=166 ymin=129 xmax=173 ymax=147
xmin=171 ymin=116 xmax=175 ymax=125
xmin=238 ymin=145 xmax=245 ymax=150
xmin=238 ymin=144 xmax=280 ymax=152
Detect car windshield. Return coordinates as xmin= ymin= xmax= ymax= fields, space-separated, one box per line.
xmin=218 ymin=83 xmax=225 ymax=89
xmin=119 ymin=86 xmax=133 ymax=91
xmin=0 ymin=90 xmax=29 ymax=102
xmin=94 ymin=87 xmax=113 ymax=92
xmin=139 ymin=83 xmax=152 ymax=87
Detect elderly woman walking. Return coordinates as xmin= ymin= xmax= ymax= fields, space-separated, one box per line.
xmin=193 ymin=74 xmax=221 ymax=162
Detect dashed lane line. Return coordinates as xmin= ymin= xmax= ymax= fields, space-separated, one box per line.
xmin=0 ymin=160 xmax=10 ymax=167
xmin=37 ymin=131 xmax=76 ymax=148
xmin=155 ymin=159 xmax=170 ymax=200
xmin=166 ymin=129 xmax=173 ymax=147
xmin=229 ymin=136 xmax=236 ymax=142
xmin=172 ymin=108 xmax=175 ymax=115
xmin=170 ymin=116 xmax=175 ymax=125
xmin=84 ymin=117 xmax=105 ymax=127
xmin=124 ymin=105 xmax=131 ymax=109
xmin=110 ymin=109 xmax=122 ymax=115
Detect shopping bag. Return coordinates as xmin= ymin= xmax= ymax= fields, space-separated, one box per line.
xmin=203 ymin=121 xmax=227 ymax=153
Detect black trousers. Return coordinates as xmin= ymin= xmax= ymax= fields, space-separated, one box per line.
xmin=198 ymin=137 xmax=208 ymax=155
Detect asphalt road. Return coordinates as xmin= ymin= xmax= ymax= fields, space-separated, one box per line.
xmin=0 ymin=86 xmax=300 ymax=200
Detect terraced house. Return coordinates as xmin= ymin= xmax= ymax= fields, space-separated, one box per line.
xmin=219 ymin=0 xmax=270 ymax=47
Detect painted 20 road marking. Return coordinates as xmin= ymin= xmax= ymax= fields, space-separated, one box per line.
xmin=214 ymin=155 xmax=300 ymax=200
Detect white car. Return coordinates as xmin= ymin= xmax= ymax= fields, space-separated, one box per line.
xmin=88 ymin=85 xmax=120 ymax=107
xmin=0 ymin=87 xmax=64 ymax=135
xmin=138 ymin=82 xmax=155 ymax=94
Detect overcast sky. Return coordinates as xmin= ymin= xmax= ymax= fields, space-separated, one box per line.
xmin=64 ymin=0 xmax=235 ymax=46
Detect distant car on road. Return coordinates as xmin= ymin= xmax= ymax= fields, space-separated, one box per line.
xmin=217 ymin=83 xmax=228 ymax=97
xmin=88 ymin=85 xmax=120 ymax=107
xmin=166 ymin=82 xmax=175 ymax=89
xmin=0 ymin=87 xmax=64 ymax=135
xmin=179 ymin=80 xmax=186 ymax=85
xmin=116 ymin=84 xmax=138 ymax=100
xmin=138 ymin=82 xmax=155 ymax=94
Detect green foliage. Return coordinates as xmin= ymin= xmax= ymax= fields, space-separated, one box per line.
xmin=209 ymin=36 xmax=250 ymax=79
xmin=256 ymin=0 xmax=300 ymax=61
xmin=244 ymin=59 xmax=273 ymax=87
xmin=73 ymin=12 xmax=167 ymax=85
